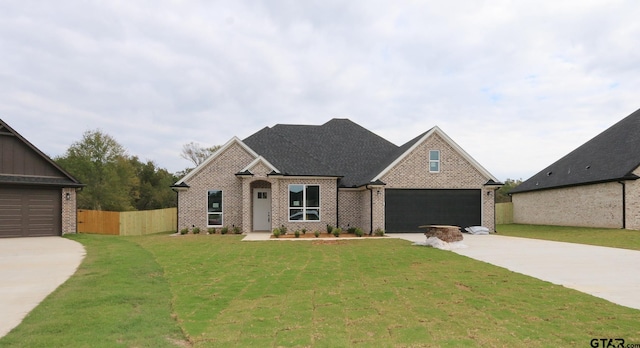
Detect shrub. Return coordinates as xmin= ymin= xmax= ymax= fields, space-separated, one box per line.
xmin=332 ymin=227 xmax=341 ymax=237
xmin=301 ymin=228 xmax=307 ymax=235
xmin=314 ymin=230 xmax=320 ymax=238
xmin=347 ymin=226 xmax=357 ymax=234
xmin=294 ymin=230 xmax=300 ymax=238
xmin=354 ymin=228 xmax=364 ymax=237
xmin=272 ymin=228 xmax=281 ymax=238
xmin=192 ymin=227 xmax=201 ymax=234
xmin=179 ymin=227 xmax=189 ymax=235
xmin=207 ymin=227 xmax=216 ymax=234
xmin=326 ymin=224 xmax=334 ymax=233
xmin=220 ymin=226 xmax=229 ymax=235
xmin=233 ymin=226 xmax=241 ymax=234
xmin=280 ymin=225 xmax=288 ymax=235
xmin=374 ymin=228 xmax=385 ymax=236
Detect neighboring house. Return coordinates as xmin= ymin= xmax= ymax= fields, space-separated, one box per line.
xmin=510 ymin=108 xmax=640 ymax=230
xmin=173 ymin=119 xmax=501 ymax=234
xmin=0 ymin=119 xmax=83 ymax=238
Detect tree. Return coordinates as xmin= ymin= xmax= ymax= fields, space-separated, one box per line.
xmin=495 ymin=178 xmax=523 ymax=203
xmin=180 ymin=142 xmax=221 ymax=167
xmin=130 ymin=157 xmax=178 ymax=210
xmin=56 ymin=130 xmax=137 ymax=211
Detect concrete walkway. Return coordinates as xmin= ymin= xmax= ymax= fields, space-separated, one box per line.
xmin=244 ymin=232 xmax=640 ymax=310
xmin=0 ymin=237 xmax=85 ymax=338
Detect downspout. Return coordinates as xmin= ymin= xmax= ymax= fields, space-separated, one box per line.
xmin=336 ymin=179 xmax=340 ymax=229
xmin=619 ymin=181 xmax=626 ymax=229
xmin=366 ymin=185 xmax=373 ymax=235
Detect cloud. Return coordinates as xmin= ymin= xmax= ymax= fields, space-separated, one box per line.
xmin=0 ymin=0 xmax=638 ymax=180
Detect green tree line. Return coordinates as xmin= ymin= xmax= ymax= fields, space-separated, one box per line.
xmin=55 ymin=130 xmax=178 ymax=211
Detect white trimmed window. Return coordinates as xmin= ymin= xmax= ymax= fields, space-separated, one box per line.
xmin=288 ymin=184 xmax=320 ymax=221
xmin=207 ymin=190 xmax=223 ymax=226
xmin=429 ymin=150 xmax=440 ymax=173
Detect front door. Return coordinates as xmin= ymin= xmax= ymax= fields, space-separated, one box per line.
xmin=253 ymin=189 xmax=271 ymax=231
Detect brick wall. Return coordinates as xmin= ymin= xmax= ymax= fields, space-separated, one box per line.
xmin=178 ymin=142 xmax=254 ymax=231
xmin=381 ymin=132 xmax=496 ymax=230
xmin=276 ymin=177 xmax=338 ymax=233
xmin=512 ymin=182 xmax=624 ymax=228
xmin=626 ymin=167 xmax=640 ymax=230
xmin=61 ymin=188 xmax=77 ymax=234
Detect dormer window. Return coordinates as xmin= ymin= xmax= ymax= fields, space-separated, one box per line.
xmin=429 ymin=150 xmax=440 ymax=173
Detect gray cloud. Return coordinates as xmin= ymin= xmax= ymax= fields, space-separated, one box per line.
xmin=1 ymin=1 xmax=638 ymax=181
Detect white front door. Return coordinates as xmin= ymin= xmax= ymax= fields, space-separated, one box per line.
xmin=253 ymin=189 xmax=271 ymax=231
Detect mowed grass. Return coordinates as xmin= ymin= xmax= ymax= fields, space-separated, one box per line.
xmin=2 ymin=233 xmax=639 ymax=347
xmin=497 ymin=224 xmax=640 ymax=251
xmin=137 ymin=235 xmax=639 ymax=347
xmin=0 ymin=234 xmax=187 ymax=348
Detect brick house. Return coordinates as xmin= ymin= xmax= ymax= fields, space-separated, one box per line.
xmin=510 ymin=108 xmax=640 ymax=230
xmin=0 ymin=119 xmax=83 ymax=238
xmin=173 ymin=119 xmax=501 ymax=234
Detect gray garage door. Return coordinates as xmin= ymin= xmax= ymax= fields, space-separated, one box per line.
xmin=0 ymin=186 xmax=61 ymax=238
xmin=385 ymin=189 xmax=481 ymax=232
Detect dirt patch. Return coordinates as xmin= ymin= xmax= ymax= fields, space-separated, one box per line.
xmin=311 ymin=240 xmax=347 ymax=245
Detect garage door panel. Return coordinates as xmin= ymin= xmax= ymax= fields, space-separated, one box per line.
xmin=385 ymin=189 xmax=481 ymax=233
xmin=0 ymin=186 xmax=61 ymax=237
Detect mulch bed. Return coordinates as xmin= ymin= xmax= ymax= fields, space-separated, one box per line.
xmin=271 ymin=232 xmax=385 ymax=239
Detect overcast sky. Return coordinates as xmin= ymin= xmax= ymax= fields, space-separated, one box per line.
xmin=1 ymin=1 xmax=638 ymax=181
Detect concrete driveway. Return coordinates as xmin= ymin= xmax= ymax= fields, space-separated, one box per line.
xmin=0 ymin=237 xmax=85 ymax=338
xmin=396 ymin=233 xmax=640 ymax=311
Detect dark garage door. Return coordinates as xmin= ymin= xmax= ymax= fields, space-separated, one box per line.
xmin=0 ymin=186 xmax=61 ymax=238
xmin=385 ymin=189 xmax=481 ymax=232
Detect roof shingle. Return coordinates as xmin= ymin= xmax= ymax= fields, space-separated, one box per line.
xmin=511 ymin=108 xmax=640 ymax=194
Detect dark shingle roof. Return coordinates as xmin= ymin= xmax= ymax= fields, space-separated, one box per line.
xmin=511 ymin=108 xmax=640 ymax=194
xmin=243 ymin=119 xmax=398 ymax=187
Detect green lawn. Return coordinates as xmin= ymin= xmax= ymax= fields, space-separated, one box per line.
xmin=1 ymin=233 xmax=639 ymax=347
xmin=497 ymin=224 xmax=640 ymax=251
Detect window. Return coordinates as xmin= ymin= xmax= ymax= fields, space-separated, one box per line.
xmin=207 ymin=190 xmax=223 ymax=226
xmin=289 ymin=184 xmax=320 ymax=221
xmin=429 ymin=150 xmax=440 ymax=173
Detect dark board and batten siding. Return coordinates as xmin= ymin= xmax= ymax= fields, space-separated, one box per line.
xmin=385 ymin=189 xmax=481 ymax=232
xmin=1 ymin=129 xmax=62 ymax=177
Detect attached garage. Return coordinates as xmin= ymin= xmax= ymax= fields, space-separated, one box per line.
xmin=385 ymin=189 xmax=481 ymax=232
xmin=0 ymin=186 xmax=62 ymax=237
xmin=0 ymin=119 xmax=83 ymax=238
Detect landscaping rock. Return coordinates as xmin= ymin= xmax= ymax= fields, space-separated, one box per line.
xmin=423 ymin=225 xmax=463 ymax=243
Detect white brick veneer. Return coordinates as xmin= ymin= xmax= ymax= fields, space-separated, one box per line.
xmin=178 ymin=132 xmax=498 ymax=233
xmin=380 ymin=133 xmax=496 ymax=231
xmin=61 ymin=188 xmax=77 ymax=234
xmin=513 ymin=165 xmax=640 ymax=230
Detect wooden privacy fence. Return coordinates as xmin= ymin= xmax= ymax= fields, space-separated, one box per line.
xmin=78 ymin=208 xmax=177 ymax=236
xmin=496 ymin=202 xmax=513 ymax=224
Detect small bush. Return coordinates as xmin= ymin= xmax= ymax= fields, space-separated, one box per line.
xmin=179 ymin=228 xmax=189 ymax=235
xmin=233 ymin=226 xmax=241 ymax=234
xmin=272 ymin=228 xmax=281 ymax=238
xmin=354 ymin=228 xmax=364 ymax=237
xmin=301 ymin=228 xmax=307 ymax=235
xmin=347 ymin=226 xmax=357 ymax=234
xmin=207 ymin=227 xmax=216 ymax=234
xmin=314 ymin=230 xmax=320 ymax=238
xmin=220 ymin=226 xmax=229 ymax=235
xmin=332 ymin=227 xmax=341 ymax=237
xmin=374 ymin=228 xmax=385 ymax=236
xmin=192 ymin=227 xmax=201 ymax=234
xmin=326 ymin=224 xmax=334 ymax=233
xmin=294 ymin=230 xmax=300 ymax=238
xmin=280 ymin=225 xmax=288 ymax=235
